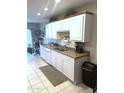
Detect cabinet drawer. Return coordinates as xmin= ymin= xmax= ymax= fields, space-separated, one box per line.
xmin=62 ymin=55 xmax=74 ymax=62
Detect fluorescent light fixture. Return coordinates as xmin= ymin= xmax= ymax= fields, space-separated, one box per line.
xmin=55 ymin=0 xmax=61 ymax=3
xmin=37 ymin=13 xmax=41 ymax=16
xmin=44 ymin=7 xmax=48 ymax=11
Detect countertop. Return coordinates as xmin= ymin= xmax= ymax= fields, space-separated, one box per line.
xmin=40 ymin=44 xmax=89 ymax=59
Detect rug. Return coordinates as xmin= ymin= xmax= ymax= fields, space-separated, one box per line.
xmin=39 ymin=65 xmax=67 ymax=86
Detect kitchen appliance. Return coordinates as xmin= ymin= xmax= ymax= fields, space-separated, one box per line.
xmin=75 ymin=42 xmax=84 ymax=53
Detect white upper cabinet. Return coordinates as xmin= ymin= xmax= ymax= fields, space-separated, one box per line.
xmin=45 ymin=23 xmax=52 ymax=38
xmin=61 ymin=18 xmax=70 ymax=31
xmin=51 ymin=22 xmax=57 ymax=39
xmin=46 ymin=22 xmax=57 ymax=39
xmin=45 ymin=24 xmax=49 ymax=38
xmin=46 ymin=13 xmax=92 ymax=42
xmin=69 ymin=15 xmax=83 ymax=41
xmin=55 ymin=21 xmax=62 ymax=32
xmin=69 ymin=14 xmax=92 ymax=42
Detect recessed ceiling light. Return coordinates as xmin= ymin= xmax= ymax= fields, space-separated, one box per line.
xmin=55 ymin=0 xmax=61 ymax=3
xmin=37 ymin=13 xmax=41 ymax=16
xmin=44 ymin=7 xmax=48 ymax=11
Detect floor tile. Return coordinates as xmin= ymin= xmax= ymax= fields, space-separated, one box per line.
xmin=27 ymin=88 xmax=33 ymax=93
xmin=35 ymin=69 xmax=44 ymax=76
xmin=28 ymin=72 xmax=37 ymax=76
xmin=79 ymin=88 xmax=93 ymax=93
xmin=54 ymin=84 xmax=62 ymax=92
xmin=27 ymin=70 xmax=36 ymax=75
xmin=46 ymin=86 xmax=57 ymax=93
xmin=29 ymin=78 xmax=42 ymax=85
xmin=31 ymin=83 xmax=45 ymax=93
xmin=57 ymin=91 xmax=64 ymax=93
xmin=28 ymin=74 xmax=38 ymax=80
xmin=75 ymin=83 xmax=90 ymax=92
xmin=42 ymin=80 xmax=53 ymax=88
xmin=57 ymin=80 xmax=73 ymax=90
xmin=27 ymin=80 xmax=30 ymax=85
xmin=63 ymin=85 xmax=79 ymax=93
xmin=39 ymin=75 xmax=48 ymax=81
xmin=37 ymin=89 xmax=48 ymax=93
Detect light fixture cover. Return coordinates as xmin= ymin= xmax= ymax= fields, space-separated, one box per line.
xmin=44 ymin=7 xmax=48 ymax=11
xmin=37 ymin=13 xmax=41 ymax=16
xmin=55 ymin=0 xmax=61 ymax=3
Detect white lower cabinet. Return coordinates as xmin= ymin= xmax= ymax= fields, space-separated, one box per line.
xmin=44 ymin=48 xmax=51 ymax=65
xmin=62 ymin=55 xmax=74 ymax=81
xmin=40 ymin=45 xmax=52 ymax=65
xmin=51 ymin=49 xmax=74 ymax=81
xmin=51 ymin=50 xmax=56 ymax=67
xmin=40 ymin=45 xmax=45 ymax=59
xmin=40 ymin=45 xmax=88 ymax=84
xmin=51 ymin=50 xmax=62 ymax=72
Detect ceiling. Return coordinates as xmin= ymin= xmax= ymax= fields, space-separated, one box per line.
xmin=27 ymin=0 xmax=96 ymax=23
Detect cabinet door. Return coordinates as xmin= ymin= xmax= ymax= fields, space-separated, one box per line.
xmin=51 ymin=50 xmax=62 ymax=72
xmin=51 ymin=50 xmax=56 ymax=67
xmin=61 ymin=19 xmax=70 ymax=31
xmin=51 ymin=22 xmax=57 ymax=39
xmin=62 ymin=55 xmax=74 ymax=81
xmin=40 ymin=45 xmax=45 ymax=59
xmin=56 ymin=21 xmax=62 ymax=32
xmin=45 ymin=25 xmax=49 ymax=38
xmin=40 ymin=46 xmax=43 ymax=58
xmin=44 ymin=48 xmax=51 ymax=65
xmin=45 ymin=24 xmax=52 ymax=38
xmin=69 ymin=15 xmax=83 ymax=41
xmin=55 ymin=52 xmax=62 ymax=72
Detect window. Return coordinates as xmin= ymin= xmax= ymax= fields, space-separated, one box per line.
xmin=27 ymin=29 xmax=32 ymax=47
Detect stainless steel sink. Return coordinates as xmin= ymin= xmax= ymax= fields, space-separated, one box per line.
xmin=54 ymin=47 xmax=68 ymax=51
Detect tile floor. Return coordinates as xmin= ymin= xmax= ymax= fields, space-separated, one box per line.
xmin=27 ymin=54 xmax=93 ymax=93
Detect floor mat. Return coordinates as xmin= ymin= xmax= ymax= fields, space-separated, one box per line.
xmin=39 ymin=65 xmax=67 ymax=86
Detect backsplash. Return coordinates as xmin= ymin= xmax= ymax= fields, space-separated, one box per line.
xmin=43 ymin=38 xmax=75 ymax=48
xmin=43 ymin=38 xmax=60 ymax=45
